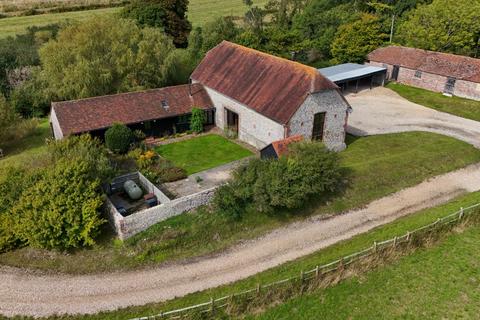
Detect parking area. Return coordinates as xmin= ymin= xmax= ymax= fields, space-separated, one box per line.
xmin=346 ymin=87 xmax=480 ymax=148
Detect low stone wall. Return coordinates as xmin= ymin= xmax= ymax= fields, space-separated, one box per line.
xmin=105 ymin=186 xmax=218 ymax=240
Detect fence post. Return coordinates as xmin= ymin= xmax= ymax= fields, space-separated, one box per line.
xmin=406 ymin=231 xmax=411 ymax=242
xmin=210 ymin=297 xmax=215 ymax=312
xmin=256 ymin=283 xmax=261 ymax=295
xmin=373 ymin=241 xmax=377 ymax=252
xmin=315 ymin=265 xmax=320 ymax=279
xmin=300 ymin=270 xmax=305 ymax=294
xmin=393 ymin=236 xmax=397 ymax=247
xmin=459 ymin=207 xmax=464 ymax=220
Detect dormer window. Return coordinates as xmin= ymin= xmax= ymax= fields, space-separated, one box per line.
xmin=161 ymin=100 xmax=169 ymax=110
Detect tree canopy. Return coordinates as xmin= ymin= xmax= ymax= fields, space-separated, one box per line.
xmin=38 ymin=17 xmax=177 ymax=101
xmin=397 ymin=0 xmax=480 ymax=57
xmin=122 ymin=0 xmax=192 ymax=48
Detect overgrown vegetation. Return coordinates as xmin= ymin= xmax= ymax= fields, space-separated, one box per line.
xmin=189 ymin=107 xmax=206 ymax=133
xmin=1 ymin=132 xmax=479 ymax=274
xmin=214 ymin=141 xmax=342 ymax=218
xmin=0 ymin=135 xmax=110 ymax=252
xmin=387 ymin=82 xmax=480 ymax=122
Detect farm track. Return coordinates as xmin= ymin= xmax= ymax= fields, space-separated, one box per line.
xmin=3 ymin=163 xmax=480 ymax=317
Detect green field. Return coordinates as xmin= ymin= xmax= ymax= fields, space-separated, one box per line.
xmin=387 ymin=82 xmax=480 ymax=122
xmin=0 ymin=0 xmax=268 ymax=39
xmin=2 ymin=132 xmax=480 ymax=275
xmin=250 ymin=216 xmax=480 ymax=319
xmin=0 ymin=118 xmax=50 ymax=170
xmin=156 ymin=134 xmax=253 ymax=175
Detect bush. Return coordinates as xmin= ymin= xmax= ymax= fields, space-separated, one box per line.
xmin=12 ymin=159 xmax=105 ymax=250
xmin=190 ymin=107 xmax=206 ymax=133
xmin=213 ymin=141 xmax=343 ymax=218
xmin=105 ymin=123 xmax=134 ymax=154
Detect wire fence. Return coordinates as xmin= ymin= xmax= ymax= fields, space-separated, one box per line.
xmin=129 ymin=202 xmax=480 ymax=320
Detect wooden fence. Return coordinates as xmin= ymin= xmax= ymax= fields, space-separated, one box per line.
xmin=129 ymin=203 xmax=480 ymax=320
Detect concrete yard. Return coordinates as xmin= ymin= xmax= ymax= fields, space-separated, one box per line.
xmin=346 ymin=87 xmax=480 ymax=148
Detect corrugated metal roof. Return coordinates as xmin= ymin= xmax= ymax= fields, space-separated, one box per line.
xmin=318 ymin=63 xmax=386 ymax=83
xmin=191 ymin=41 xmax=338 ymax=125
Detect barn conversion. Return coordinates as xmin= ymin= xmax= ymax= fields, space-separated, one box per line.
xmin=50 ymin=84 xmax=215 ymax=139
xmin=318 ymin=63 xmax=387 ymax=93
xmin=51 ymin=41 xmax=351 ymax=151
xmin=368 ymin=46 xmax=480 ymax=101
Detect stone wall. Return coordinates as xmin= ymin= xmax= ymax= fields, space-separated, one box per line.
xmin=203 ymin=86 xmax=285 ymax=149
xmin=105 ymin=187 xmax=217 ymax=240
xmin=289 ymin=90 xmax=349 ymax=151
xmin=369 ymin=61 xmax=480 ymax=101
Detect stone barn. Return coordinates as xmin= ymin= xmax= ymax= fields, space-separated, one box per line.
xmin=51 ymin=41 xmax=351 ymax=151
xmin=368 ymin=46 xmax=480 ymax=101
xmin=191 ymin=41 xmax=351 ymax=151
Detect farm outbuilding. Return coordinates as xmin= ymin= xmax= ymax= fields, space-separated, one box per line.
xmin=368 ymin=46 xmax=480 ymax=101
xmin=50 ymin=84 xmax=215 ymax=140
xmin=260 ymin=135 xmax=303 ymax=159
xmin=318 ymin=63 xmax=387 ymax=93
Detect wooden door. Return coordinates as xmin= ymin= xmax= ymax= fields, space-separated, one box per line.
xmin=392 ymin=65 xmax=400 ymax=81
xmin=312 ymin=112 xmax=326 ymax=141
xmin=444 ymin=77 xmax=456 ymax=95
xmin=225 ymin=108 xmax=239 ymax=134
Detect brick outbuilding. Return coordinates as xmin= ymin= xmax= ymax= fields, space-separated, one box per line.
xmin=367 ymin=46 xmax=480 ymax=101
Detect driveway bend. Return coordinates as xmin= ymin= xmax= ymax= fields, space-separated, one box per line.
xmin=3 ymin=164 xmax=480 ymax=317
xmin=346 ymin=87 xmax=480 ymax=148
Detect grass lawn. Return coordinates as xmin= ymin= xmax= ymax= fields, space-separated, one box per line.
xmin=155 ymin=134 xmax=253 ymax=175
xmin=387 ymin=82 xmax=480 ymax=122
xmin=0 ymin=118 xmax=50 ymax=169
xmin=0 ymin=0 xmax=268 ymax=39
xmin=13 ymin=188 xmax=480 ymax=320
xmin=250 ymin=212 xmax=480 ymax=319
xmin=2 ymin=131 xmax=480 ymax=277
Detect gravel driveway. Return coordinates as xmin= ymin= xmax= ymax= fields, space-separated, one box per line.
xmin=3 ymin=164 xmax=480 ymax=317
xmin=347 ymin=87 xmax=480 ymax=148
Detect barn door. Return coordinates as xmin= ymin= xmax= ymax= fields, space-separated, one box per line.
xmin=391 ymin=65 xmax=400 ymax=81
xmin=444 ymin=77 xmax=456 ymax=95
xmin=225 ymin=108 xmax=239 ymax=134
xmin=312 ymin=112 xmax=326 ymax=141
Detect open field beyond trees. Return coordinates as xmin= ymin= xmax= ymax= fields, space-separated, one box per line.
xmin=1 ymin=132 xmax=480 ymax=276
xmin=387 ymin=82 xmax=480 ymax=122
xmin=0 ymin=0 xmax=269 ymax=39
xmin=156 ymin=134 xmax=253 ymax=175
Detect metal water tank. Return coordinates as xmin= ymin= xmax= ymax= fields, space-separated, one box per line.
xmin=123 ymin=180 xmax=143 ymax=200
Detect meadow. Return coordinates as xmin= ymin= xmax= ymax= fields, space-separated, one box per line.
xmin=0 ymin=0 xmax=269 ymax=39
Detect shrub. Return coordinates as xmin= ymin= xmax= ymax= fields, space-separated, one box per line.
xmin=190 ymin=107 xmax=206 ymax=133
xmin=12 ymin=159 xmax=105 ymax=250
xmin=105 ymin=123 xmax=134 ymax=154
xmin=213 ymin=141 xmax=343 ymax=218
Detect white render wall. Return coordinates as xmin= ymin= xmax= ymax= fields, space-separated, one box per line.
xmin=203 ymin=86 xmax=285 ymax=149
xmin=289 ymin=90 xmax=349 ymax=151
xmin=49 ymin=107 xmax=64 ymax=140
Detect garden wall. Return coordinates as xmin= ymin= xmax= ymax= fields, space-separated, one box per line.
xmin=105 ymin=186 xmax=217 ymax=240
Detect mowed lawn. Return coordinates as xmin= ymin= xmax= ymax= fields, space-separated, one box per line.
xmin=2 ymin=131 xmax=480 ymax=277
xmin=387 ymin=82 xmax=480 ymax=122
xmin=0 ymin=0 xmax=268 ymax=39
xmin=155 ymin=134 xmax=253 ymax=175
xmin=250 ymin=218 xmax=480 ymax=319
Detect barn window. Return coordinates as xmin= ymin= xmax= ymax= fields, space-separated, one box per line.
xmin=414 ymin=70 xmax=422 ymax=78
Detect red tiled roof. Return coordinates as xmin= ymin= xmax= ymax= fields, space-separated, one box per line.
xmin=368 ymin=46 xmax=480 ymax=83
xmin=191 ymin=41 xmax=338 ymax=125
xmin=52 ymin=84 xmax=213 ymax=136
xmin=271 ymin=135 xmax=304 ymax=157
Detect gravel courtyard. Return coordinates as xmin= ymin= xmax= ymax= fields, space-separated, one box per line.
xmin=347 ymin=87 xmax=480 ymax=148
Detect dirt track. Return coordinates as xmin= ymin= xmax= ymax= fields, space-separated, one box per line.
xmin=3 ymin=163 xmax=480 ymax=318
